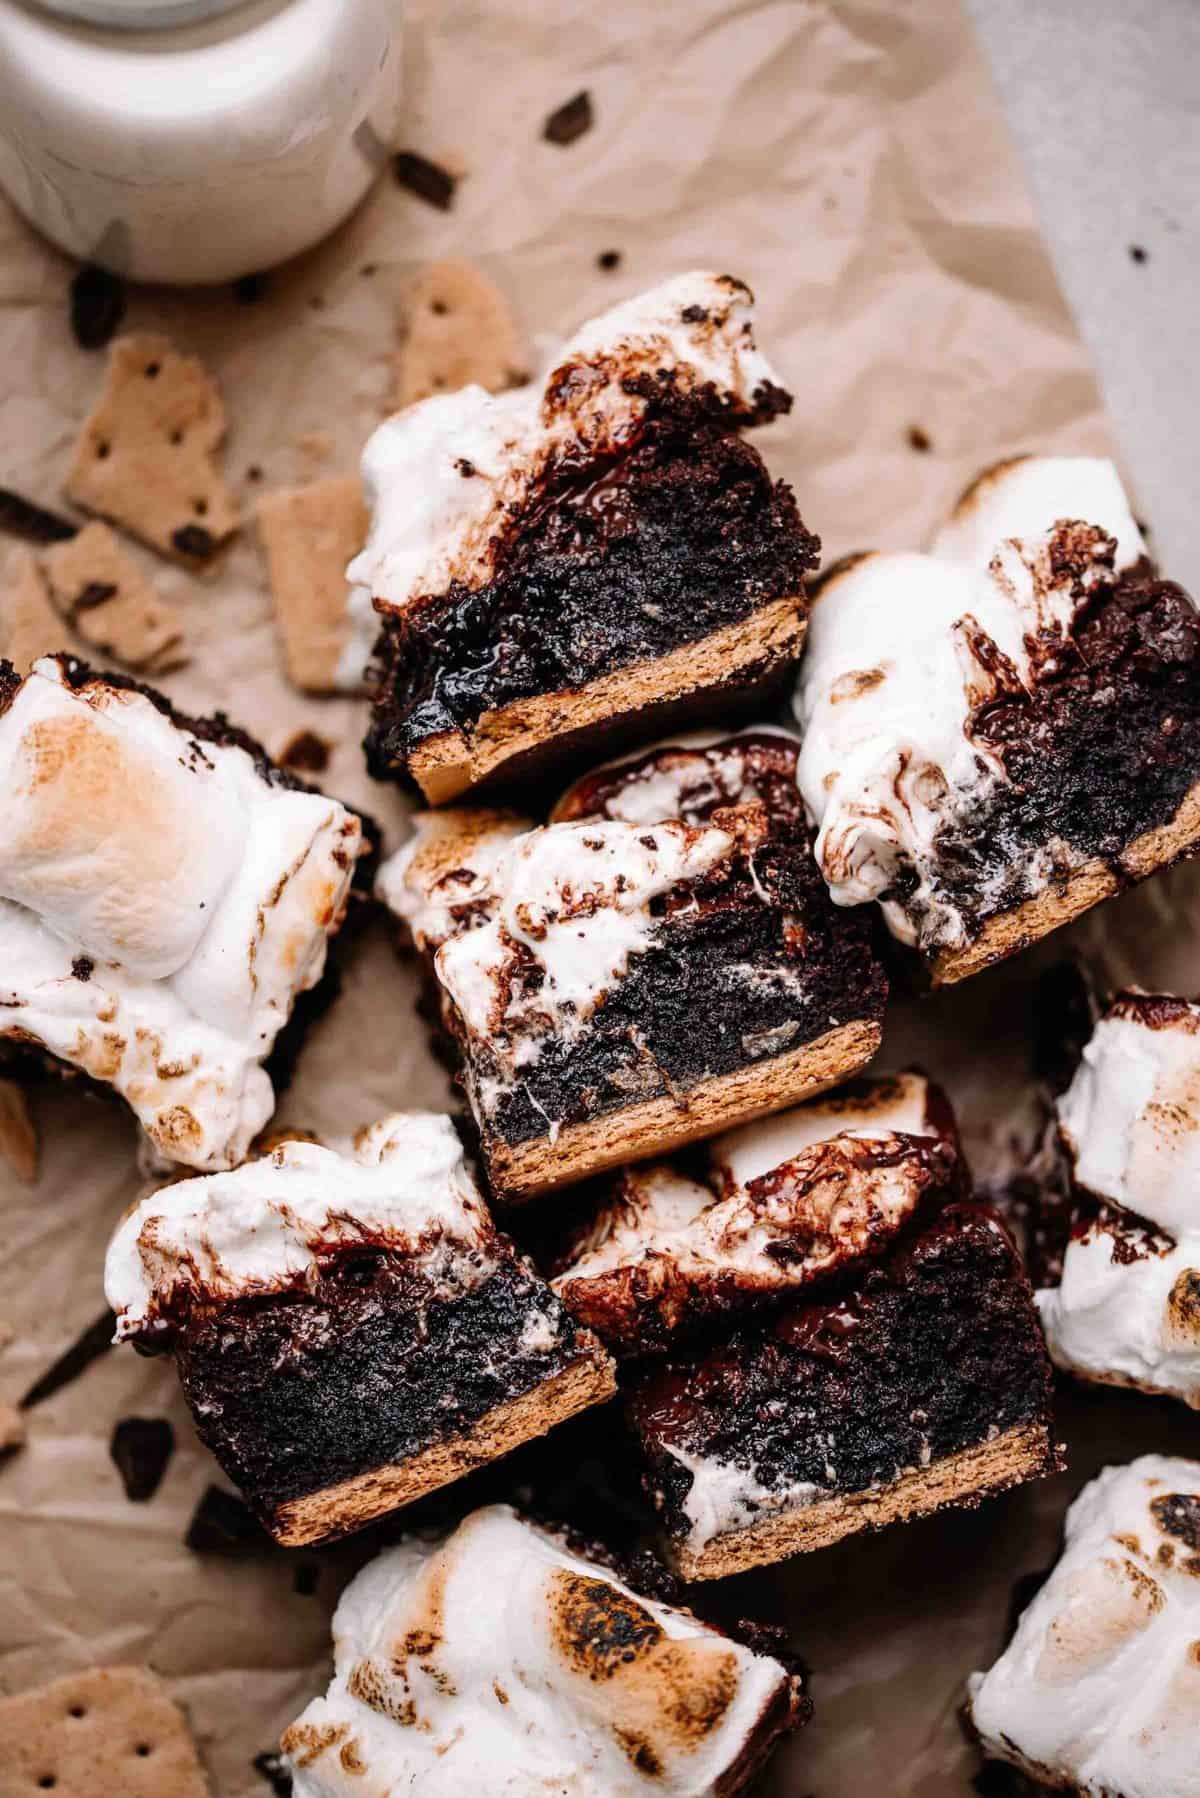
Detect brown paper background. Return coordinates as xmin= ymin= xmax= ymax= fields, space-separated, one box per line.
xmin=3 ymin=2 xmax=1198 ymax=1793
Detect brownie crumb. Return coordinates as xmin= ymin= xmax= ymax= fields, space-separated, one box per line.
xmin=597 ymin=249 xmax=622 ymax=272
xmin=233 ymin=272 xmax=269 ymax=305
xmin=907 ymin=425 xmax=932 ymax=453
xmin=171 ymin=523 xmax=218 ymax=560
xmin=70 ymin=264 xmax=126 ymax=351
xmin=279 ymin=728 xmax=331 ymax=774
xmin=1129 ymin=244 xmax=1148 ymax=264
xmin=71 ymin=955 xmax=94 ymax=982
xmin=292 ymin=1560 xmax=319 ymax=1597
xmin=0 ymin=488 xmax=78 ymax=546
xmin=21 ymin=1310 xmax=116 ymax=1410
xmin=253 ymin=1751 xmax=293 ymax=1796
xmin=186 ymin=1483 xmax=275 ymax=1556
xmin=110 ymin=1416 xmax=175 ymax=1502
xmin=246 ymin=465 xmax=264 ymax=483
xmin=544 ymin=90 xmax=593 ymax=146
xmin=359 ymin=262 xmax=378 ymax=278
xmin=392 ymin=150 xmax=458 ymax=211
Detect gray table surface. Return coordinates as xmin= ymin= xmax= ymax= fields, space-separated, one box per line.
xmin=967 ymin=0 xmax=1199 ymax=585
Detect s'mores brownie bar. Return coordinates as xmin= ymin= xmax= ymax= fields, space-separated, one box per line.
xmin=282 ymin=1504 xmax=808 ymax=1795
xmin=1036 ymin=990 xmax=1200 ymax=1407
xmin=795 ymin=457 xmax=1200 ymax=985
xmin=968 ymin=1455 xmax=1200 ymax=1796
xmin=104 ymin=1115 xmax=615 ymax=1546
xmin=0 ymin=656 xmax=367 ymax=1170
xmin=607 ymin=1078 xmax=1057 ymax=1580
xmin=376 ymin=729 xmax=887 ymax=1200
xmin=352 ymin=272 xmax=818 ymax=801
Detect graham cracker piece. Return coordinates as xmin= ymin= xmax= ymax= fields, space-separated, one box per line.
xmin=65 ymin=334 xmax=238 ymax=564
xmin=257 ymin=476 xmax=369 ymax=693
xmin=394 ymin=259 xmax=528 ymax=410
xmin=42 ymin=523 xmax=187 ymax=674
xmin=0 ymin=1665 xmax=209 ymax=1797
xmin=0 ymin=1078 xmax=37 ymax=1183
xmin=1 ymin=548 xmax=66 ymax=673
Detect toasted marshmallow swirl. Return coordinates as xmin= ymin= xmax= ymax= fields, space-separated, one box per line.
xmin=1040 ymin=993 xmax=1200 ymax=1406
xmin=283 ymin=1504 xmax=800 ymax=1796
xmin=794 ymin=457 xmax=1151 ymax=951
xmin=105 ymin=1113 xmax=498 ymax=1340
xmin=0 ymin=658 xmax=362 ymax=1170
xmin=339 ymin=271 xmax=783 ymax=683
xmin=968 ymin=1455 xmax=1200 ymax=1797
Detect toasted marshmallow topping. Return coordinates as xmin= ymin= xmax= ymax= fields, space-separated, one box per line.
xmin=346 ymin=272 xmax=782 ymax=624
xmin=1041 ymin=993 xmax=1200 ymax=1405
xmin=105 ymin=1112 xmax=498 ymax=1339
xmin=554 ymin=1075 xmax=953 ymax=1349
xmin=0 ymin=660 xmax=362 ymax=1170
xmin=968 ymin=1455 xmax=1200 ymax=1796
xmin=794 ymin=458 xmax=1156 ymax=951
xmin=551 ymin=726 xmax=800 ymax=828
xmin=283 ymin=1504 xmax=799 ymax=1797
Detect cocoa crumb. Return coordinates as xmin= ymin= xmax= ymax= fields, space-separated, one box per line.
xmin=544 ymin=90 xmax=593 ymax=146
xmin=280 ymin=728 xmax=331 ymax=774
xmin=907 ymin=425 xmax=932 ymax=453
xmin=392 ymin=151 xmax=458 ymax=211
xmin=597 ymin=250 xmax=622 ymax=272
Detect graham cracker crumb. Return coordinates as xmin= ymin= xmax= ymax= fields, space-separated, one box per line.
xmin=0 ymin=547 xmax=66 ymax=672
xmin=394 ymin=259 xmax=528 ymax=411
xmin=256 ymin=475 xmax=368 ymax=693
xmin=43 ymin=522 xmax=187 ymax=673
xmin=0 ymin=1666 xmax=209 ymax=1796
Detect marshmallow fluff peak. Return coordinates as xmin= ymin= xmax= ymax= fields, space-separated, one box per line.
xmin=1040 ymin=993 xmax=1200 ymax=1406
xmin=341 ymin=270 xmax=783 ymax=674
xmin=0 ymin=659 xmax=363 ymax=1169
xmin=104 ymin=1113 xmax=497 ymax=1340
xmin=794 ymin=457 xmax=1159 ymax=953
xmin=282 ymin=1504 xmax=802 ymax=1797
xmin=968 ymin=1455 xmax=1200 ymax=1797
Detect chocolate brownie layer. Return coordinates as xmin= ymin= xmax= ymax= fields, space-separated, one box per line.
xmin=629 ymin=1203 xmax=1055 ymax=1548
xmin=138 ymin=1254 xmax=595 ymax=1532
xmin=364 ymin=403 xmax=816 ymax=777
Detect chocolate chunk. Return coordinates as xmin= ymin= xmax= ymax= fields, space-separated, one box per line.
xmin=392 ymin=150 xmax=458 ymax=211
xmin=71 ymin=955 xmax=94 ymax=981
xmin=544 ymin=90 xmax=593 ymax=146
xmin=0 ymin=488 xmax=78 ymax=546
xmin=69 ymin=264 xmax=126 ymax=350
xmin=292 ymin=1560 xmax=319 ymax=1596
xmin=279 ymin=729 xmax=331 ymax=774
xmin=597 ymin=250 xmax=622 ymax=271
xmin=171 ymin=523 xmax=218 ymax=560
xmin=907 ymin=425 xmax=932 ymax=452
xmin=253 ymin=1751 xmax=293 ymax=1796
xmin=21 ymin=1310 xmax=115 ymax=1410
xmin=233 ymin=272 xmax=269 ymax=304
xmin=110 ymin=1416 xmax=175 ymax=1502
xmin=185 ymin=1483 xmax=275 ymax=1555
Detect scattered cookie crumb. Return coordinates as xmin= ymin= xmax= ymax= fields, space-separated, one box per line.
xmin=0 ymin=548 xmax=67 ymax=673
xmin=597 ymin=249 xmax=622 ymax=271
xmin=0 ymin=1400 xmax=25 ymax=1457
xmin=392 ymin=150 xmax=457 ymax=210
xmin=233 ymin=271 xmax=269 ymax=304
xmin=395 ymin=259 xmax=528 ymax=410
xmin=359 ymin=262 xmax=378 ymax=278
xmin=279 ymin=729 xmax=332 ymax=774
xmin=1129 ymin=244 xmax=1148 ymax=264
xmin=43 ymin=521 xmax=188 ymax=672
xmin=70 ymin=263 xmax=126 ymax=351
xmin=0 ymin=487 xmax=78 ymax=546
xmin=544 ymin=90 xmax=593 ymax=146
xmin=110 ymin=1417 xmax=176 ymax=1503
xmin=186 ymin=1483 xmax=274 ymax=1556
xmin=0 ymin=1666 xmax=209 ymax=1798
xmin=907 ymin=425 xmax=932 ymax=453
xmin=257 ymin=474 xmax=368 ymax=693
xmin=246 ymin=465 xmax=264 ymax=483
xmin=65 ymin=332 xmax=239 ymax=564
xmin=0 ymin=1077 xmax=38 ymax=1183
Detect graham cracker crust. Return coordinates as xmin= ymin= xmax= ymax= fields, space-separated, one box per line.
xmin=670 ymin=1418 xmax=1060 ymax=1582
xmin=407 ymin=594 xmax=806 ymax=804
xmin=268 ymin=1343 xmax=615 ymax=1547
xmin=485 ymin=1015 xmax=882 ymax=1202
xmin=931 ymin=778 xmax=1200 ymax=987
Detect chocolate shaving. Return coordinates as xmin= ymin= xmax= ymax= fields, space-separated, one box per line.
xmin=0 ymin=489 xmax=78 ymax=546
xmin=69 ymin=264 xmax=126 ymax=351
xmin=1129 ymin=244 xmax=1148 ymax=264
xmin=279 ymin=729 xmax=331 ymax=774
xmin=171 ymin=523 xmax=218 ymax=560
xmin=185 ymin=1483 xmax=274 ymax=1555
xmin=20 ymin=1310 xmax=115 ymax=1410
xmin=110 ymin=1416 xmax=175 ymax=1502
xmin=907 ymin=425 xmax=932 ymax=452
xmin=597 ymin=249 xmax=622 ymax=271
xmin=252 ymin=1751 xmax=293 ymax=1796
xmin=392 ymin=151 xmax=458 ymax=211
xmin=233 ymin=272 xmax=269 ymax=305
xmin=544 ymin=90 xmax=593 ymax=146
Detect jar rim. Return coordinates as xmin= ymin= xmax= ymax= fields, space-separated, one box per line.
xmin=31 ymin=0 xmax=251 ymax=27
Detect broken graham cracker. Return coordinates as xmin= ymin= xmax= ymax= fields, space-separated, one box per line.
xmin=42 ymin=522 xmax=187 ymax=673
xmin=65 ymin=333 xmax=238 ymax=565
xmin=0 ymin=548 xmax=65 ymax=673
xmin=0 ymin=1078 xmax=37 ymax=1183
xmin=257 ymin=475 xmax=369 ymax=692
xmin=394 ymin=259 xmax=528 ymax=410
xmin=0 ymin=1666 xmax=208 ymax=1798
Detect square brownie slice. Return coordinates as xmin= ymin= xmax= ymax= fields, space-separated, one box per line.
xmin=351 ymin=272 xmax=818 ymax=802
xmin=795 ymin=456 xmax=1200 ymax=985
xmin=104 ymin=1114 xmax=615 ymax=1546
xmin=376 ymin=729 xmax=887 ymax=1200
